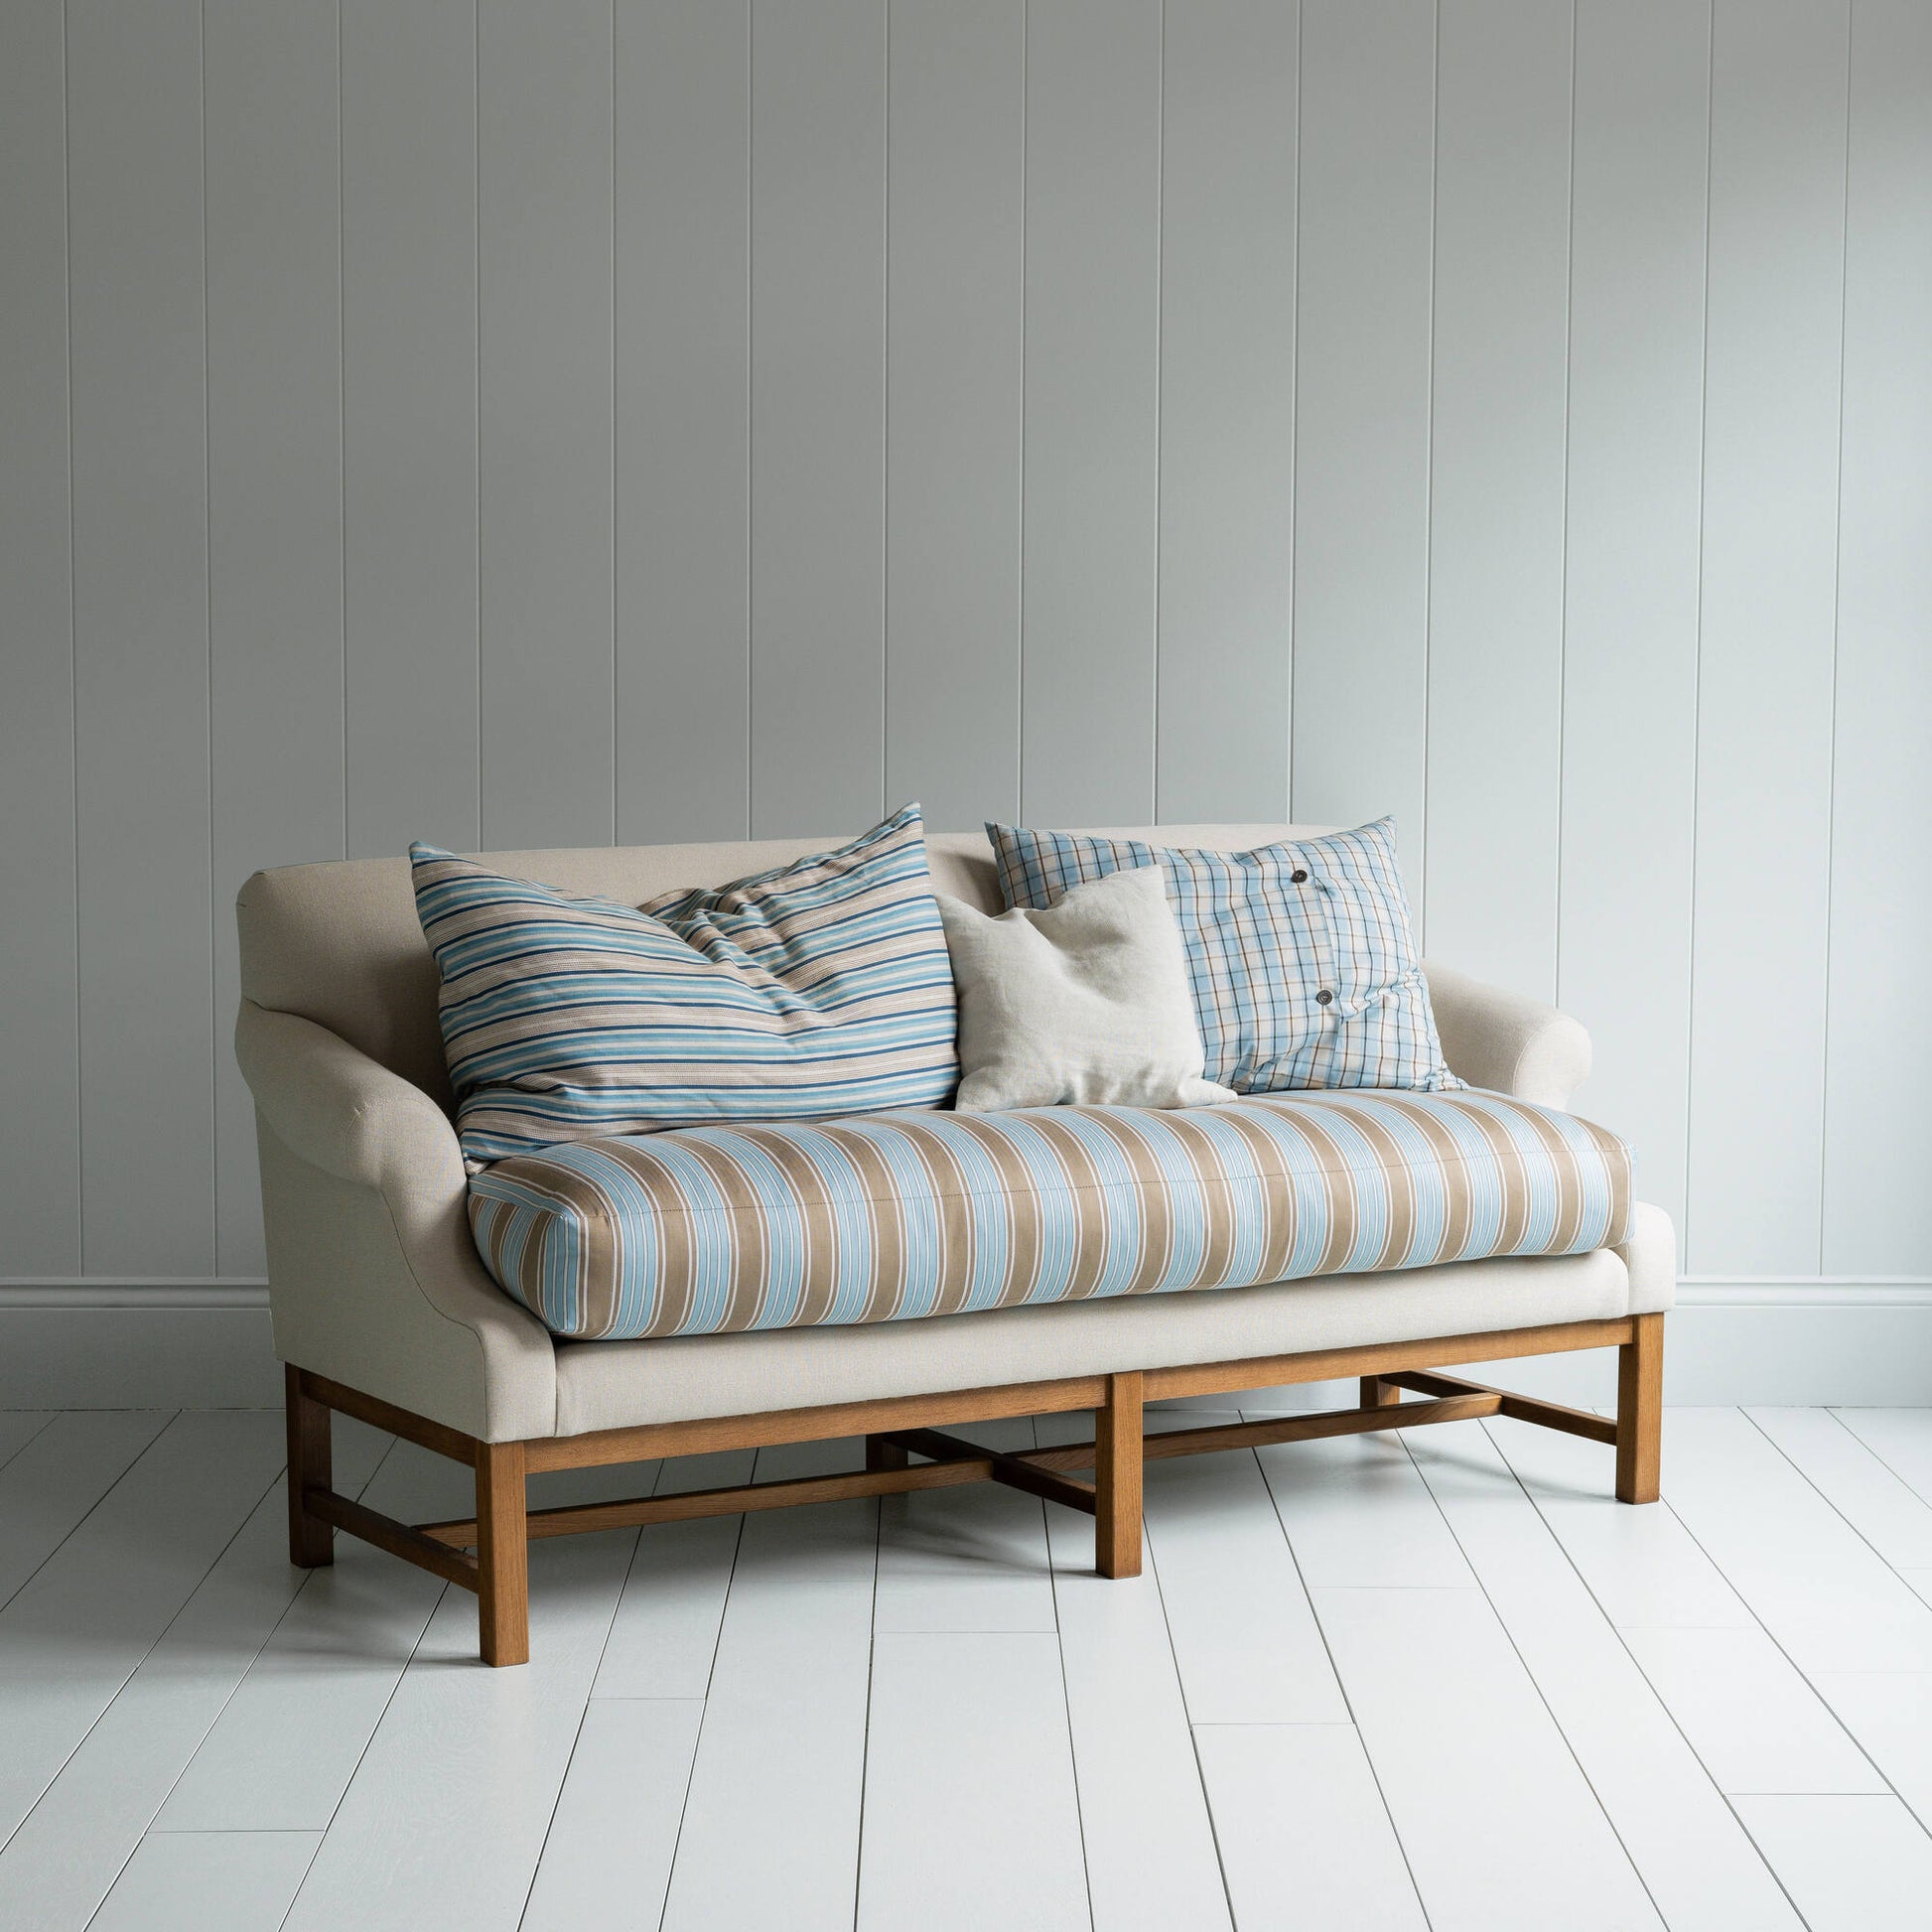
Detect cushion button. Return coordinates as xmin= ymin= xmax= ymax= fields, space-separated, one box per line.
xmin=1315 ymin=989 xmax=1334 ymax=1006
xmin=1291 ymin=869 xmax=1310 ymax=885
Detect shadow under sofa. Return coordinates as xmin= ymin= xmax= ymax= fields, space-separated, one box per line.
xmin=235 ymin=823 xmax=1673 ymax=1666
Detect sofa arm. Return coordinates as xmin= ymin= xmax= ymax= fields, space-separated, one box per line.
xmin=1422 ymin=960 xmax=1592 ymax=1109
xmin=235 ymin=1000 xmax=554 ymax=1441
xmin=236 ymin=998 xmax=464 ymax=1199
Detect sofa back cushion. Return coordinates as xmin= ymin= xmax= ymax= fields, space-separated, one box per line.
xmin=236 ymin=822 xmax=1317 ymax=1109
xmin=412 ymin=804 xmax=959 ymax=1166
xmin=987 ymin=816 xmax=1459 ymax=1096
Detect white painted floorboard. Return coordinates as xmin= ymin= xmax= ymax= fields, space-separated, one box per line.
xmin=858 ymin=1631 xmax=1089 ymax=1932
xmin=86 ymin=1829 xmax=320 ymax=1932
xmin=590 ymin=1449 xmax=746 ymax=1700
xmin=657 ymin=1443 xmax=878 ymax=1932
xmin=1406 ymin=1422 xmax=1804 ymax=1931
xmin=1660 ymin=1408 xmax=1932 ymax=1673
xmin=1133 ymin=1428 xmax=1349 ymax=1724
xmin=0 ymin=1423 xmax=389 ymax=1931
xmin=1834 ymin=1408 xmax=1932 ymax=1504
xmin=1194 ymin=1723 xmax=1426 ymax=1932
xmin=518 ymin=1698 xmax=703 ymax=1932
xmin=0 ymin=1404 xmax=1927 ymax=1928
xmin=0 ymin=1411 xmax=55 ymax=1472
xmin=875 ymin=1418 xmax=1057 ymax=1634
xmin=0 ymin=1410 xmax=173 ymax=1611
xmin=280 ymin=1527 xmax=637 ymax=1932
xmin=1808 ymin=1672 xmax=1932 ymax=1836
xmin=0 ymin=1411 xmax=288 ymax=1854
xmin=1042 ymin=1485 xmax=1232 ymax=1932
xmin=1618 ymin=1625 xmax=1884 ymax=1796
xmin=1311 ymin=1583 xmax=1667 ymax=1931
xmin=1733 ymin=1795 xmax=1932 ymax=1932
xmin=151 ymin=1432 xmax=449 ymax=1836
xmin=1750 ymin=1407 xmax=1932 ymax=1571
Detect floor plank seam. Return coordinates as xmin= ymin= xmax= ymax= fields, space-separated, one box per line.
xmin=1041 ymin=1498 xmax=1100 ymax=1932
xmin=1825 ymin=1408 xmax=1932 ymax=1508
xmin=514 ymin=1526 xmax=642 ymax=1932
xmin=0 ymin=1411 xmax=59 ymax=1477
xmin=1742 ymin=1405 xmax=1932 ymax=1619
xmin=0 ymin=1410 xmax=179 ymax=1618
xmin=269 ymin=1432 xmax=455 ymax=1932
xmin=69 ymin=1461 xmax=333 ymax=1928
xmin=649 ymin=1473 xmax=749 ymax=1932
xmin=134 ymin=1430 xmax=401 ymax=1869
xmin=849 ymin=1490 xmax=886 ymax=1932
xmin=1477 ymin=1412 xmax=1828 ymax=1928
xmin=1394 ymin=1428 xmax=1673 ymax=1931
xmin=1239 ymin=1421 xmax=1436 ymax=1932
xmin=1644 ymin=1442 xmax=1902 ymax=1805
xmin=6 ymin=1429 xmax=288 ymax=1882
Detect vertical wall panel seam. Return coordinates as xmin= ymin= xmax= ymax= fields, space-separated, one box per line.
xmin=1818 ymin=0 xmax=1856 ymax=1273
xmin=201 ymin=0 xmax=217 ymax=1271
xmin=474 ymin=0 xmax=483 ymax=848
xmin=1285 ymin=0 xmax=1302 ymax=821
xmin=338 ymin=0 xmax=347 ymax=863
xmin=1151 ymin=0 xmax=1166 ymax=822
xmin=1682 ymin=0 xmax=1718 ymax=1267
xmin=611 ymin=0 xmax=619 ymax=847
xmin=745 ymin=0 xmax=756 ymax=839
xmin=1419 ymin=0 xmax=1441 ymax=946
xmin=886 ymin=0 xmax=897 ymax=812
xmin=62 ymin=0 xmax=83 ymax=1273
xmin=1016 ymin=0 xmax=1029 ymax=821
xmin=1553 ymin=0 xmax=1579 ymax=1009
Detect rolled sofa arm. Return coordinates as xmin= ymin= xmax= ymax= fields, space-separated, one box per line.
xmin=235 ymin=1000 xmax=555 ymax=1441
xmin=1422 ymin=960 xmax=1592 ymax=1109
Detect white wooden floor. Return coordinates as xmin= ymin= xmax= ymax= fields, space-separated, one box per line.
xmin=4 ymin=1405 xmax=1932 ymax=1931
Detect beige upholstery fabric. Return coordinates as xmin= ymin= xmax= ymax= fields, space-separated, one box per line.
xmin=1426 ymin=960 xmax=1591 ymax=1110
xmin=237 ymin=1002 xmax=555 ymax=1440
xmin=234 ymin=824 xmax=1660 ymax=1442
xmin=551 ymin=1201 xmax=1675 ymax=1435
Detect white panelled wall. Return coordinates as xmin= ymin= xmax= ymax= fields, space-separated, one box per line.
xmin=1 ymin=0 xmax=1928 ymax=1399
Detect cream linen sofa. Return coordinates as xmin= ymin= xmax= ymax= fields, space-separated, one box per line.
xmin=236 ymin=825 xmax=1674 ymax=1665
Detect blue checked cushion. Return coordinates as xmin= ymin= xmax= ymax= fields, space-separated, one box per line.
xmin=412 ymin=804 xmax=958 ymax=1168
xmin=469 ymin=1088 xmax=1630 ymax=1339
xmin=986 ymin=817 xmax=1460 ymax=1096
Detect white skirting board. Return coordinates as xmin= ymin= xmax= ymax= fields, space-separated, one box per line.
xmin=1 ymin=1281 xmax=1930 ymax=1411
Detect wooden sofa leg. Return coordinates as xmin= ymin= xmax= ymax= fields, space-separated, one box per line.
xmin=285 ymin=1366 xmax=334 ymax=1568
xmin=1361 ymin=1375 xmax=1401 ymax=1411
xmin=1096 ymin=1371 xmax=1144 ymax=1579
xmin=477 ymin=1442 xmax=530 ymax=1666
xmin=1615 ymin=1313 xmax=1664 ymax=1504
xmin=865 ymin=1434 xmax=909 ymax=1473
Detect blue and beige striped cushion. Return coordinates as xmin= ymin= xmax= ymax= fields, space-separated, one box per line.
xmin=987 ymin=817 xmax=1459 ymax=1095
xmin=413 ymin=805 xmax=958 ymax=1168
xmin=469 ymin=1088 xmax=1632 ymax=1340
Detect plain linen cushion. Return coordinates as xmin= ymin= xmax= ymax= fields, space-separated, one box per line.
xmin=937 ymin=866 xmax=1236 ymax=1112
xmin=987 ymin=815 xmax=1460 ymax=1096
xmin=467 ymin=1088 xmax=1634 ymax=1341
xmin=413 ymin=803 xmax=958 ymax=1167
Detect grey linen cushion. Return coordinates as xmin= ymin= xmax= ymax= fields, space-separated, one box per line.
xmin=935 ymin=866 xmax=1237 ymax=1112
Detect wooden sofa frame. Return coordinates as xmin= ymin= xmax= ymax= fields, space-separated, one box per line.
xmin=286 ymin=1310 xmax=1663 ymax=1666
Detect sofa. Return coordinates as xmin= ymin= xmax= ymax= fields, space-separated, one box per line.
xmin=235 ymin=823 xmax=1673 ymax=1665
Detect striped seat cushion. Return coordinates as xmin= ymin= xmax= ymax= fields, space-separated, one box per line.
xmin=468 ymin=1088 xmax=1632 ymax=1341
xmin=986 ymin=816 xmax=1460 ymax=1095
xmin=413 ymin=805 xmax=958 ymax=1168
